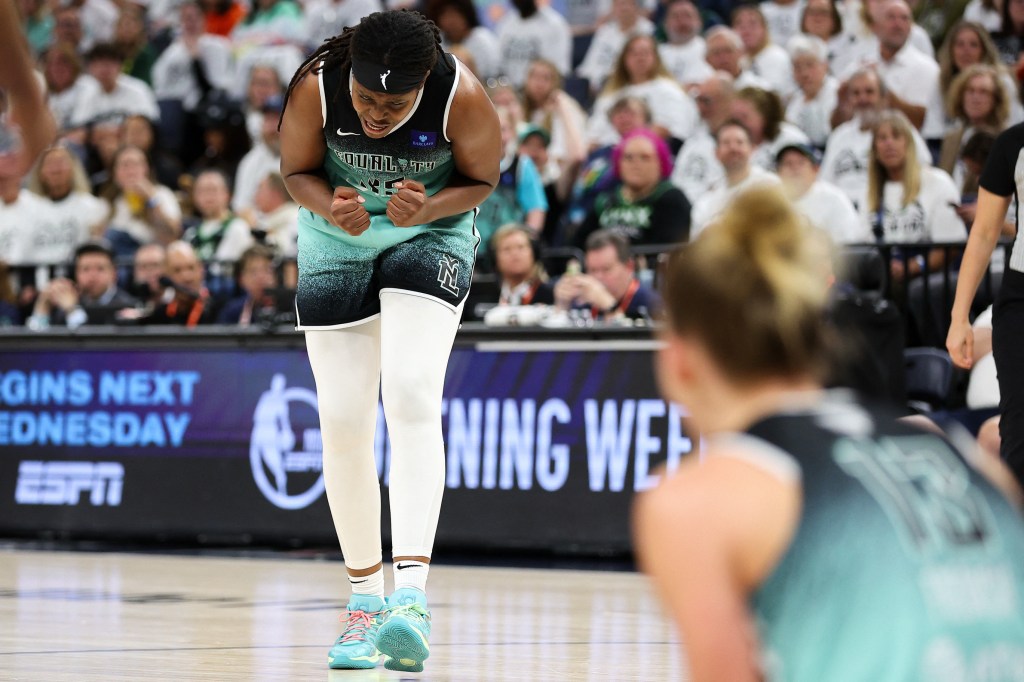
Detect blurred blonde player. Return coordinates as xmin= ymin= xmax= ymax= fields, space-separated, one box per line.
xmin=634 ymin=185 xmax=1024 ymax=682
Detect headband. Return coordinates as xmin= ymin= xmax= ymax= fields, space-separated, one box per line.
xmin=351 ymin=58 xmax=425 ymax=94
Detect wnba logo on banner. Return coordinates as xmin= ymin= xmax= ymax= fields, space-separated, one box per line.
xmin=16 ymin=460 xmax=124 ymax=506
xmin=250 ymin=374 xmax=325 ymax=510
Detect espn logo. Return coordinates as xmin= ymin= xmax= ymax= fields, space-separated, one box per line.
xmin=15 ymin=461 xmax=124 ymax=506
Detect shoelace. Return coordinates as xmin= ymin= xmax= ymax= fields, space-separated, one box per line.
xmin=387 ymin=603 xmax=430 ymax=624
xmin=339 ymin=609 xmax=377 ymax=643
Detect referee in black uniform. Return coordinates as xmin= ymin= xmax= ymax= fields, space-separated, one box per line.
xmin=948 ymin=122 xmax=1024 ymax=487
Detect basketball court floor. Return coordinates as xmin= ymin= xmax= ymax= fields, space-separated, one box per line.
xmin=0 ymin=546 xmax=686 ymax=680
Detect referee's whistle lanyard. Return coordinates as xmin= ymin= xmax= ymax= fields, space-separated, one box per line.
xmin=592 ymin=278 xmax=640 ymax=319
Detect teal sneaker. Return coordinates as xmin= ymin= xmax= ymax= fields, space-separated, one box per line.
xmin=327 ymin=594 xmax=385 ymax=669
xmin=376 ymin=588 xmax=432 ymax=672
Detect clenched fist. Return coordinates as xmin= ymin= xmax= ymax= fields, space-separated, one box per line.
xmin=386 ymin=179 xmax=430 ymax=227
xmin=331 ymin=186 xmax=371 ymax=236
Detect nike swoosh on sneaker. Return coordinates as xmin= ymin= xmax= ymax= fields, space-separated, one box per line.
xmin=337 ymin=130 xmax=360 ymax=136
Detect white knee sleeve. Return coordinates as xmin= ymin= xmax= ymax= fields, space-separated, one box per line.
xmin=380 ymin=291 xmax=462 ymax=558
xmin=305 ymin=321 xmax=383 ymax=570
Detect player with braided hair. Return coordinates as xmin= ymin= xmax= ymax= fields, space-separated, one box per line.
xmin=279 ymin=9 xmax=500 ymax=673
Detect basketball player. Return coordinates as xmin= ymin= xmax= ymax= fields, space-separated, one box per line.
xmin=278 ymin=10 xmax=500 ymax=673
xmin=635 ymin=186 xmax=1024 ymax=681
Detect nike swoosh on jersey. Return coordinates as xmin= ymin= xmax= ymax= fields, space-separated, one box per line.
xmin=337 ymin=130 xmax=360 ymax=136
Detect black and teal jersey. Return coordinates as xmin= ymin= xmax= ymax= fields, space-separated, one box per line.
xmin=300 ymin=52 xmax=473 ymax=251
xmin=734 ymin=393 xmax=1024 ymax=682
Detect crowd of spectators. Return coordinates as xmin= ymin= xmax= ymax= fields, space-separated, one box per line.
xmin=0 ymin=0 xmax=1018 ymax=339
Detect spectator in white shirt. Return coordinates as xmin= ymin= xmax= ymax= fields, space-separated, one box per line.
xmin=800 ymin=0 xmax=860 ymax=76
xmin=691 ymin=120 xmax=782 ymax=235
xmin=851 ymin=0 xmax=942 ymax=137
xmin=704 ymin=26 xmax=774 ymax=92
xmin=821 ymin=68 xmax=931 ymax=207
xmin=862 ymin=110 xmax=964 ymax=262
xmin=576 ymin=0 xmax=655 ymax=93
xmin=733 ymin=5 xmax=795 ymax=97
xmin=776 ymin=143 xmax=867 ymax=243
xmin=522 ymin=59 xmax=589 ymax=177
xmin=233 ymin=99 xmax=283 ymax=216
xmin=938 ymin=65 xmax=1010 ymax=195
xmin=245 ymin=171 xmax=300 ymax=264
xmin=587 ymin=34 xmax=699 ymax=148
xmin=427 ymin=0 xmax=500 ymax=80
xmin=68 ymin=43 xmax=160 ymax=144
xmin=42 ymin=43 xmax=91 ymax=136
xmin=26 ymin=145 xmax=109 ymax=265
xmin=785 ymin=34 xmax=838 ymax=148
xmin=964 ymin=0 xmax=1002 ymax=32
xmin=844 ymin=0 xmax=934 ymax=59
xmin=152 ymin=1 xmax=235 ymax=115
xmin=240 ymin=64 xmax=285 ymax=145
xmin=731 ymin=86 xmax=810 ymax=170
xmin=497 ymin=0 xmax=572 ymax=88
xmin=658 ymin=0 xmax=714 ymax=87
xmin=760 ymin=0 xmax=806 ymax=48
xmin=936 ymin=21 xmax=1023 ymax=130
xmin=304 ymin=0 xmax=382 ymax=51
xmin=68 ymin=0 xmax=118 ymax=51
xmin=185 ymin=169 xmax=255 ymax=262
xmin=0 ymin=167 xmax=55 ymax=267
xmin=670 ymin=70 xmax=736 ymax=201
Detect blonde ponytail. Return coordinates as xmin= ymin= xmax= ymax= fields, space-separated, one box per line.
xmin=663 ymin=185 xmax=831 ymax=383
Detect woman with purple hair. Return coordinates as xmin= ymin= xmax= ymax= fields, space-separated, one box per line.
xmin=572 ymin=127 xmax=690 ymax=248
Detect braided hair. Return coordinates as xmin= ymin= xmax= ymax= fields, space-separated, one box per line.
xmin=280 ymin=10 xmax=445 ymax=126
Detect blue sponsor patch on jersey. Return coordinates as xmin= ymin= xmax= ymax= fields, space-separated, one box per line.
xmin=411 ymin=130 xmax=437 ymax=148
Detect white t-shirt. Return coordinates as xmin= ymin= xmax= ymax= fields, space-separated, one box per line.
xmin=785 ymin=76 xmax=839 ymax=148
xmin=70 ymin=75 xmax=161 ymax=128
xmin=261 ymin=202 xmax=300 ymax=257
xmin=670 ymin=128 xmax=722 ymax=202
xmin=303 ymin=0 xmax=383 ymax=49
xmin=576 ymin=18 xmax=656 ymax=90
xmin=749 ymin=43 xmax=796 ymax=98
xmin=107 ymin=185 xmax=182 ymax=245
xmin=0 ymin=190 xmax=55 ymax=265
xmin=189 ymin=215 xmax=255 ymax=262
xmin=80 ymin=0 xmax=118 ymax=50
xmin=794 ymin=179 xmax=869 ymax=243
xmin=497 ymin=7 xmax=573 ymax=87
xmin=819 ymin=117 xmax=932 ymax=208
xmin=691 ymin=166 xmax=782 ymax=235
xmin=151 ymin=35 xmax=236 ymax=111
xmin=587 ymin=77 xmax=699 ymax=146
xmin=32 ymin=192 xmax=109 ymax=265
xmin=48 ymin=76 xmax=93 ymax=133
xmin=963 ymin=0 xmax=1002 ymax=32
xmin=857 ymin=165 xmax=965 ymax=243
xmin=458 ymin=27 xmax=502 ymax=80
xmin=233 ymin=144 xmax=282 ymax=214
xmin=760 ymin=0 xmax=807 ymax=49
xmin=734 ymin=68 xmax=775 ymax=92
xmin=659 ymin=38 xmax=714 ymax=86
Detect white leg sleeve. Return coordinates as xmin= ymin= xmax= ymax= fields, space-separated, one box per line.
xmin=380 ymin=291 xmax=461 ymax=558
xmin=305 ymin=321 xmax=383 ymax=570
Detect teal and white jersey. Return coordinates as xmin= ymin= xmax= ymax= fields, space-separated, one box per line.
xmin=731 ymin=393 xmax=1024 ymax=682
xmin=299 ymin=51 xmax=472 ymax=251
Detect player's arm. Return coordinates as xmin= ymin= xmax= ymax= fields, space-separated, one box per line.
xmin=0 ymin=1 xmax=56 ymax=178
xmin=633 ymin=453 xmax=800 ymax=682
xmin=279 ymin=72 xmax=335 ymax=222
xmin=418 ymin=69 xmax=501 ymax=223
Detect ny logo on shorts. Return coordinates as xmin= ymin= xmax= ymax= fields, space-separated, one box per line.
xmin=437 ymin=255 xmax=460 ymax=297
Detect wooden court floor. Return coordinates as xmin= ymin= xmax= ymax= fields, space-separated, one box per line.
xmin=0 ymin=547 xmax=686 ymax=681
